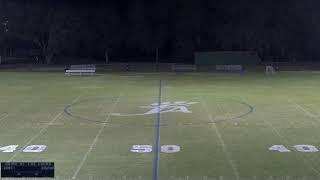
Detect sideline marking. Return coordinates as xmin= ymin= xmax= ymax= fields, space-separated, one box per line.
xmin=200 ymin=97 xmax=240 ymax=179
xmin=7 ymin=95 xmax=82 ymax=162
xmin=72 ymin=95 xmax=122 ymax=179
xmin=153 ymin=80 xmax=162 ymax=180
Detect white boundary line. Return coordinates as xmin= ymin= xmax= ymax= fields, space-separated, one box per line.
xmin=7 ymin=95 xmax=82 ymax=162
xmin=200 ymin=97 xmax=240 ymax=179
xmin=72 ymin=95 xmax=122 ymax=179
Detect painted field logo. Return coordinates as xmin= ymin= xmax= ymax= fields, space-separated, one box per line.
xmin=112 ymin=101 xmax=198 ymax=116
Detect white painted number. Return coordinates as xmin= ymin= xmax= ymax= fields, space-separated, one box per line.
xmin=161 ymin=145 xmax=181 ymax=153
xmin=269 ymin=145 xmax=291 ymax=153
xmin=0 ymin=145 xmax=46 ymax=153
xmin=23 ymin=145 xmax=47 ymax=153
xmin=0 ymin=145 xmax=18 ymax=152
xmin=131 ymin=145 xmax=152 ymax=153
xmin=131 ymin=145 xmax=180 ymax=153
xmin=294 ymin=145 xmax=319 ymax=153
xmin=269 ymin=144 xmax=320 ymax=153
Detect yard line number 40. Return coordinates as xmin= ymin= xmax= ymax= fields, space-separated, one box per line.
xmin=0 ymin=145 xmax=46 ymax=153
xmin=269 ymin=145 xmax=320 ymax=153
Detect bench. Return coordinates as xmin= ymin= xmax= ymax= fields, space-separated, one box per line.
xmin=70 ymin=64 xmax=96 ymax=69
xmin=216 ymin=65 xmax=243 ymax=73
xmin=65 ymin=64 xmax=96 ymax=76
xmin=172 ymin=64 xmax=197 ymax=72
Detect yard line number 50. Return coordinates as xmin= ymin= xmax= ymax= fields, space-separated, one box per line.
xmin=131 ymin=145 xmax=180 ymax=153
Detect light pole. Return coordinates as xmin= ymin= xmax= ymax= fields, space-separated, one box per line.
xmin=1 ymin=18 xmax=9 ymax=64
xmin=1 ymin=19 xmax=8 ymax=32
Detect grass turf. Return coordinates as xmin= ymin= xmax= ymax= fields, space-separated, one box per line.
xmin=0 ymin=71 xmax=320 ymax=179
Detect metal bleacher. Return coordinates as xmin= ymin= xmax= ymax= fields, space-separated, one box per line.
xmin=65 ymin=64 xmax=96 ymax=76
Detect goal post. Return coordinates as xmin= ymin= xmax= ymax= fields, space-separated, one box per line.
xmin=265 ymin=65 xmax=276 ymax=75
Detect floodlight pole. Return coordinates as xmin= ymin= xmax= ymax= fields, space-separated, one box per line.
xmin=156 ymin=47 xmax=159 ymax=64
xmin=1 ymin=19 xmax=8 ymax=64
xmin=155 ymin=47 xmax=159 ymax=72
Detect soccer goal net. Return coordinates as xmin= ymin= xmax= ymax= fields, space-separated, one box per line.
xmin=265 ymin=65 xmax=276 ymax=75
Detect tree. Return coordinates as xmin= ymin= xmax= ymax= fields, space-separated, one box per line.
xmin=25 ymin=6 xmax=63 ymax=64
xmin=93 ymin=7 xmax=124 ymax=63
xmin=6 ymin=1 xmax=69 ymax=64
xmin=126 ymin=0 xmax=152 ymax=54
xmin=0 ymin=0 xmax=8 ymax=59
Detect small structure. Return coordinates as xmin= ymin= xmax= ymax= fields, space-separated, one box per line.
xmin=65 ymin=64 xmax=96 ymax=76
xmin=172 ymin=64 xmax=197 ymax=72
xmin=265 ymin=65 xmax=276 ymax=75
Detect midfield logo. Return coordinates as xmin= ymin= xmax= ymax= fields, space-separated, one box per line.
xmin=142 ymin=101 xmax=198 ymax=114
xmin=112 ymin=101 xmax=198 ymax=116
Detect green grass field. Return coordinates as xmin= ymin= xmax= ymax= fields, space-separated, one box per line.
xmin=1 ymin=71 xmax=320 ymax=180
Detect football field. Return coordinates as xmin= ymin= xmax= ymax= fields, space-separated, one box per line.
xmin=0 ymin=71 xmax=320 ymax=179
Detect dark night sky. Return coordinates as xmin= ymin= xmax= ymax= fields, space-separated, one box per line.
xmin=1 ymin=0 xmax=320 ymax=63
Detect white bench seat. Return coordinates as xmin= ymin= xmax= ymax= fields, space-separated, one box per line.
xmin=172 ymin=64 xmax=197 ymax=72
xmin=70 ymin=65 xmax=96 ymax=69
xmin=216 ymin=65 xmax=243 ymax=72
xmin=65 ymin=64 xmax=96 ymax=76
xmin=65 ymin=69 xmax=96 ymax=76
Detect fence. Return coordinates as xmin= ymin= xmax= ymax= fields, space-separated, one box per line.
xmin=2 ymin=62 xmax=320 ymax=72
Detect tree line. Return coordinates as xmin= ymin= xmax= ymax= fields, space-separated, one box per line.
xmin=0 ymin=0 xmax=319 ymax=64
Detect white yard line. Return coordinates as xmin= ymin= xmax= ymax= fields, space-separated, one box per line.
xmin=0 ymin=113 xmax=10 ymax=131
xmin=0 ymin=113 xmax=9 ymax=122
xmin=261 ymin=114 xmax=320 ymax=175
xmin=288 ymin=99 xmax=319 ymax=122
xmin=8 ymin=112 xmax=63 ymax=162
xmin=286 ymin=98 xmax=320 ymax=168
xmin=72 ymin=95 xmax=121 ymax=179
xmin=7 ymin=95 xmax=82 ymax=162
xmin=240 ymin=96 xmax=320 ymax=175
xmin=79 ymin=86 xmax=104 ymax=89
xmin=95 ymin=102 xmax=105 ymax=113
xmin=200 ymin=97 xmax=240 ymax=180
